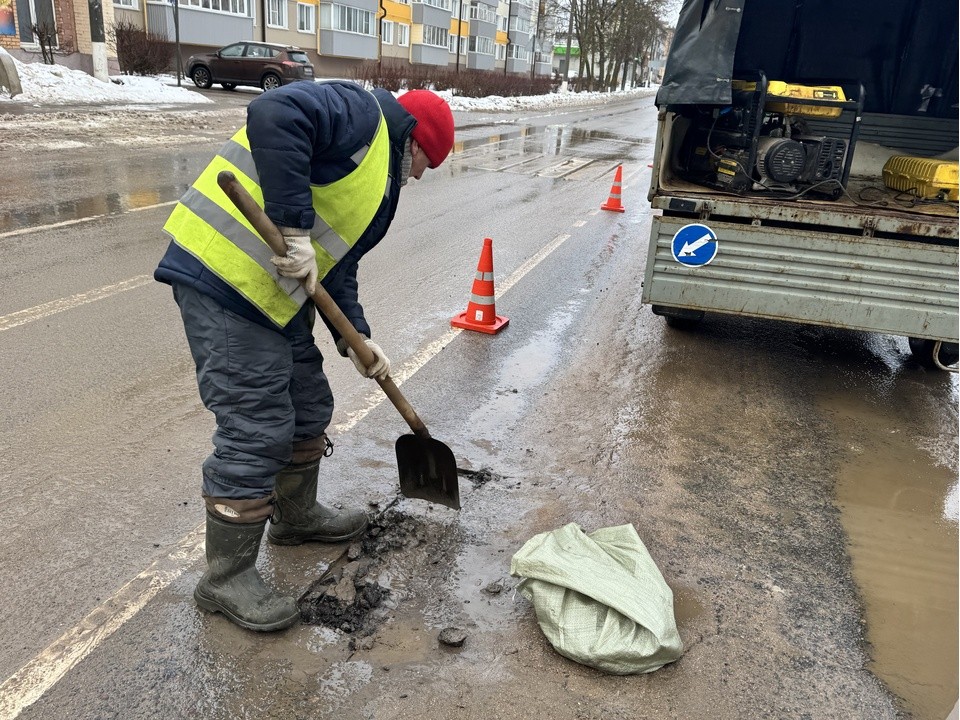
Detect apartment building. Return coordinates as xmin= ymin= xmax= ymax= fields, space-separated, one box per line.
xmin=112 ymin=0 xmax=551 ymax=79
xmin=1 ymin=0 xmax=553 ymax=81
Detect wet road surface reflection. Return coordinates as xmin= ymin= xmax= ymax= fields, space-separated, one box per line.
xmin=0 ymin=185 xmax=189 ymax=234
xmin=0 ymin=123 xmax=648 ymax=234
xmin=451 ymin=124 xmax=651 ymax=178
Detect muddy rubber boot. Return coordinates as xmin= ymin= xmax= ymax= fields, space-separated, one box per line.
xmin=267 ymin=461 xmax=368 ymax=545
xmin=194 ymin=512 xmax=299 ymax=632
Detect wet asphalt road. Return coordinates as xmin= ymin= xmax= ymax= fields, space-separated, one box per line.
xmin=0 ymin=87 xmax=956 ymax=719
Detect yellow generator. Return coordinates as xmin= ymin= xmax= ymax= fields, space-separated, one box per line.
xmin=731 ymin=80 xmax=847 ymax=118
xmin=680 ymin=72 xmax=862 ymax=198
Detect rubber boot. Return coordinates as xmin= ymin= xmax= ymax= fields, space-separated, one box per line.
xmin=194 ymin=512 xmax=299 ymax=632
xmin=267 ymin=461 xmax=368 ymax=545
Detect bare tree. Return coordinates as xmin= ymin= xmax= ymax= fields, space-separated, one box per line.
xmin=30 ymin=22 xmax=58 ymax=65
xmin=568 ymin=0 xmax=668 ymax=91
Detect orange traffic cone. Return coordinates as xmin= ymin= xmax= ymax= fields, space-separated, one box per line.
xmin=601 ymin=165 xmax=626 ymax=212
xmin=451 ymin=237 xmax=509 ymax=334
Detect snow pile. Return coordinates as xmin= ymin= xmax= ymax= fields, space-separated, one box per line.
xmin=0 ymin=48 xmax=212 ymax=105
xmin=442 ymin=86 xmax=657 ymax=112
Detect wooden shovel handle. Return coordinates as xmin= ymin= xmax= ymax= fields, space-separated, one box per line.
xmin=216 ymin=170 xmax=430 ymax=439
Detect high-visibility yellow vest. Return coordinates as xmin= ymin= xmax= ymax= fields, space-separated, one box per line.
xmin=163 ymin=106 xmax=390 ymax=328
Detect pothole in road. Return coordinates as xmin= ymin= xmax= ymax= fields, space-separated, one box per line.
xmin=297 ymin=504 xmax=465 ymax=639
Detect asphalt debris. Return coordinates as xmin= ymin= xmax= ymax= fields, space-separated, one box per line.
xmin=456 ymin=466 xmax=501 ymax=488
xmin=299 ymin=507 xmax=460 ymax=635
xmin=438 ymin=627 xmax=467 ymax=647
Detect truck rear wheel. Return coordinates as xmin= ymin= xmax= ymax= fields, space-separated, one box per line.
xmin=652 ymin=305 xmax=704 ymax=330
xmin=908 ymin=337 xmax=959 ymax=370
xmin=664 ymin=315 xmax=703 ymax=330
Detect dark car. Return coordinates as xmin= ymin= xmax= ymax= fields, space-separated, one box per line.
xmin=186 ymin=42 xmax=315 ymax=92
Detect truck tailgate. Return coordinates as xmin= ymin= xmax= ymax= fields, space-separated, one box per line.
xmin=642 ymin=214 xmax=959 ymax=343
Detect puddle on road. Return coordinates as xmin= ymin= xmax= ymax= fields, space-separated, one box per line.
xmin=451 ymin=124 xmax=650 ymax=158
xmin=0 ymin=184 xmax=189 ymax=233
xmin=830 ymin=395 xmax=958 ymax=720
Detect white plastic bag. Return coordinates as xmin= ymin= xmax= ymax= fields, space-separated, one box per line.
xmin=510 ymin=522 xmax=683 ymax=675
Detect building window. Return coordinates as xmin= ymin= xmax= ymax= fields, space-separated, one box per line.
xmin=509 ymin=16 xmax=531 ymax=33
xmin=468 ymin=2 xmax=494 ymax=23
xmin=449 ymin=34 xmax=467 ymax=54
xmin=297 ymin=3 xmax=316 ymax=32
xmin=181 ymin=0 xmax=248 ymax=14
xmin=332 ymin=4 xmax=375 ymax=34
xmin=421 ymin=24 xmax=448 ymax=48
xmin=267 ymin=0 xmax=287 ymax=27
xmin=396 ymin=22 xmax=409 ymax=46
xmin=495 ymin=42 xmax=505 ymax=60
xmin=507 ymin=44 xmax=528 ymax=61
xmin=113 ymin=0 xmax=138 ymax=8
xmin=413 ymin=0 xmax=450 ymax=10
xmin=468 ymin=35 xmax=494 ymax=55
xmin=497 ymin=14 xmax=507 ymax=31
xmin=381 ymin=19 xmax=394 ymax=44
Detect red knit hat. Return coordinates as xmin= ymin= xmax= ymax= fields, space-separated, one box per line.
xmin=397 ymin=90 xmax=455 ymax=168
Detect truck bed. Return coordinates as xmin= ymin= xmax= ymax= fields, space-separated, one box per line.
xmin=653 ymin=176 xmax=958 ymax=242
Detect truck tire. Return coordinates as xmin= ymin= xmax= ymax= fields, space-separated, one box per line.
xmin=652 ymin=305 xmax=704 ymax=331
xmin=908 ymin=337 xmax=959 ymax=370
xmin=664 ymin=315 xmax=703 ymax=330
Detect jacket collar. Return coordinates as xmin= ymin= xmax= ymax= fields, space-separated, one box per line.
xmin=372 ymin=89 xmax=417 ymax=154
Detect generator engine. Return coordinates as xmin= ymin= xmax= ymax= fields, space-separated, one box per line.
xmin=679 ymin=79 xmax=857 ymax=199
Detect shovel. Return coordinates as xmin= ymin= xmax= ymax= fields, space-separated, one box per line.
xmin=217 ymin=170 xmax=461 ymax=510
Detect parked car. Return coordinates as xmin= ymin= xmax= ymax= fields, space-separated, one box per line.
xmin=186 ymin=42 xmax=314 ymax=92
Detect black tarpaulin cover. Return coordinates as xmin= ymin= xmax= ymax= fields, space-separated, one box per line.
xmin=656 ymin=0 xmax=959 ymax=119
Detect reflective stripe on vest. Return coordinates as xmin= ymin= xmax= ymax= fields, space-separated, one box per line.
xmin=163 ymin=107 xmax=391 ymax=328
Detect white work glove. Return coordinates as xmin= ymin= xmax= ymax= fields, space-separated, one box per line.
xmin=346 ymin=338 xmax=391 ymax=381
xmin=271 ymin=228 xmax=318 ymax=294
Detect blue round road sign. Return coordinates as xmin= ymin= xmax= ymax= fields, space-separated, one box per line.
xmin=671 ymin=223 xmax=718 ymax=267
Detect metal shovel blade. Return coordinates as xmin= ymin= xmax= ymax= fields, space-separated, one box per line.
xmin=395 ymin=434 xmax=461 ymax=510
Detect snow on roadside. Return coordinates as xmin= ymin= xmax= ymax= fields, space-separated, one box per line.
xmin=441 ymin=86 xmax=658 ymax=112
xmin=0 ymin=48 xmax=212 ymax=105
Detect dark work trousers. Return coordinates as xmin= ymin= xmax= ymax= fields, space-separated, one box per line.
xmin=172 ymin=283 xmax=334 ymax=499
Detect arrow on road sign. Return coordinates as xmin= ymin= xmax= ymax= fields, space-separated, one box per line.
xmin=678 ymin=233 xmax=714 ymax=257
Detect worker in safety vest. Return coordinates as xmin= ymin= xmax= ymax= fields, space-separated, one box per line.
xmin=154 ymin=81 xmax=455 ymax=632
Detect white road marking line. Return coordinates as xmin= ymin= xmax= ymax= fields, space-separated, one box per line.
xmin=0 ymin=276 xmax=155 ymax=333
xmin=0 ymin=527 xmax=205 ymax=720
xmin=0 ymin=230 xmax=578 ymax=717
xmin=0 ymin=201 xmax=176 ymax=240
